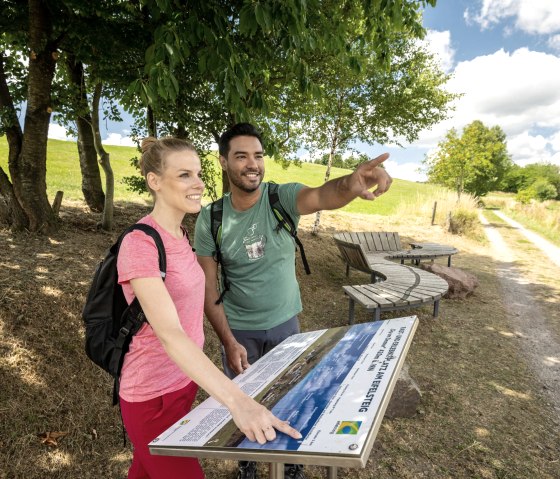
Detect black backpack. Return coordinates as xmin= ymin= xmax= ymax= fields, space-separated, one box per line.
xmin=210 ymin=182 xmax=310 ymax=304
xmin=82 ymin=223 xmax=166 ymax=404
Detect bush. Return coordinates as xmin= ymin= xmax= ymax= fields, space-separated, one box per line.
xmin=516 ymin=188 xmax=535 ymax=204
xmin=532 ymin=178 xmax=557 ymax=201
xmin=447 ymin=208 xmax=479 ymax=236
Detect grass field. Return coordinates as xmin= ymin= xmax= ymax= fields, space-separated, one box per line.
xmin=0 ymin=137 xmax=448 ymax=216
xmin=2 ymin=137 xmax=560 ymax=478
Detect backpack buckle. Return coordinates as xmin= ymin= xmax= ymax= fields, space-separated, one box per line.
xmin=119 ymin=326 xmax=130 ymax=336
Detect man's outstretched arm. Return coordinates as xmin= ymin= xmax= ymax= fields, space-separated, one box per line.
xmin=296 ymin=152 xmax=392 ymax=215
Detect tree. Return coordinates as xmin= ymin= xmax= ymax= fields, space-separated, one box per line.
xmin=293 ymin=34 xmax=456 ymax=232
xmin=0 ymin=0 xmax=60 ymax=232
xmin=0 ymin=0 xmax=141 ymax=232
xmin=133 ymin=0 xmax=439 ymax=194
xmin=425 ymin=120 xmax=512 ymax=199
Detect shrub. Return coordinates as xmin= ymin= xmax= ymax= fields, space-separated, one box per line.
xmin=447 ymin=208 xmax=479 ymax=236
xmin=532 ymin=178 xmax=558 ymax=201
xmin=516 ymin=188 xmax=535 ymax=204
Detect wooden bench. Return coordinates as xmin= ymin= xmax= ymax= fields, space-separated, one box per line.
xmin=332 ymin=238 xmax=379 ymax=281
xmin=333 ymin=232 xmax=453 ymax=324
xmin=334 ymin=232 xmax=458 ymax=269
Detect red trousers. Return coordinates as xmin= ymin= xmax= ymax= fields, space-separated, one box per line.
xmin=120 ymin=382 xmax=205 ymax=479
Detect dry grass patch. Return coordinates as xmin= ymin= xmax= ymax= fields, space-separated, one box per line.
xmin=1 ymin=204 xmax=559 ymax=478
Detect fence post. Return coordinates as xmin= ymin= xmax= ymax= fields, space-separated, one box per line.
xmin=431 ymin=201 xmax=437 ymax=225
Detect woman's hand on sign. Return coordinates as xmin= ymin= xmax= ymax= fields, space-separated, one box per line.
xmin=230 ymin=398 xmax=302 ymax=445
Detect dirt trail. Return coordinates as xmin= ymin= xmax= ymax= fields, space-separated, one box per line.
xmin=479 ymin=210 xmax=560 ymax=418
xmin=492 ymin=210 xmax=560 ymax=268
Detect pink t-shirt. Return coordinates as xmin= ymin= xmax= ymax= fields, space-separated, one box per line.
xmin=117 ymin=215 xmax=205 ymax=402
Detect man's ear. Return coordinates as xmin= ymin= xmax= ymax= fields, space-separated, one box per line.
xmin=219 ymin=155 xmax=227 ymax=170
xmin=146 ymin=171 xmax=160 ymax=192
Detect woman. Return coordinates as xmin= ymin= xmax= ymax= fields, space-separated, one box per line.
xmin=117 ymin=137 xmax=300 ymax=478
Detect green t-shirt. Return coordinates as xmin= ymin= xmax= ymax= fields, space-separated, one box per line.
xmin=194 ymin=182 xmax=305 ymax=330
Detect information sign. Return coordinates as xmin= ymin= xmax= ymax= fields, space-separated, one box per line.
xmin=149 ymin=316 xmax=418 ymax=469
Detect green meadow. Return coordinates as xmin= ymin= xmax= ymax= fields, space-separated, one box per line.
xmin=0 ymin=137 xmax=446 ymax=215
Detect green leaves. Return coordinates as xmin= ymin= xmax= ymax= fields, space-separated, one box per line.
xmin=426 ymin=121 xmax=512 ymax=198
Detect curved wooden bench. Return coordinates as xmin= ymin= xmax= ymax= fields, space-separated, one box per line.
xmin=333 ymin=233 xmax=452 ymax=324
xmin=334 ymin=232 xmax=457 ymax=270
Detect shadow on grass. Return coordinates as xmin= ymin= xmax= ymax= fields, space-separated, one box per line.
xmin=1 ymin=204 xmax=559 ymax=478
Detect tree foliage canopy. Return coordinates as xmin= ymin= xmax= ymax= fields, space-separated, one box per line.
xmin=1 ymin=0 xmax=439 ymax=232
xmin=424 ymin=120 xmax=512 ymax=198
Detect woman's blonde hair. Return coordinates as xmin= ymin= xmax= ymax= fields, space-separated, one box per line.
xmin=140 ymin=136 xmax=197 ymax=195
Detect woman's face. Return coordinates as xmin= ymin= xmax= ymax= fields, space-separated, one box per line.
xmin=153 ymin=150 xmax=205 ymax=214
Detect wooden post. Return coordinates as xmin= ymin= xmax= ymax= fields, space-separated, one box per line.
xmin=431 ymin=201 xmax=437 ymax=225
xmin=52 ymin=191 xmax=63 ymax=217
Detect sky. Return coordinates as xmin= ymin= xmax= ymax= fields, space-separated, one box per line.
xmin=377 ymin=0 xmax=560 ymax=181
xmin=47 ymin=0 xmax=560 ymax=182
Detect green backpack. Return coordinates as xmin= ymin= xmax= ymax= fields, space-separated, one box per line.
xmin=210 ymin=183 xmax=311 ymax=304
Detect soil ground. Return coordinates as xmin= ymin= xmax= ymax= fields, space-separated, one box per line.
xmin=1 ymin=201 xmax=559 ymax=478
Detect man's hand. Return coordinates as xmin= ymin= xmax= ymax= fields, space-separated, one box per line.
xmin=296 ymin=152 xmax=392 ymax=215
xmin=349 ymin=152 xmax=392 ymax=200
xmin=224 ymin=340 xmax=250 ymax=375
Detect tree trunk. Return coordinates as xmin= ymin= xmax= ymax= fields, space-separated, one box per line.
xmin=312 ymin=134 xmax=338 ymax=235
xmin=92 ymin=82 xmax=114 ymax=231
xmin=147 ymin=105 xmax=157 ymax=137
xmin=10 ymin=0 xmax=59 ymax=233
xmin=174 ymin=125 xmax=188 ymax=139
xmin=67 ymin=57 xmax=105 ymax=212
xmin=0 ymin=53 xmax=28 ymax=230
xmin=216 ymin=116 xmax=237 ymax=196
xmin=0 ymin=168 xmax=28 ymax=229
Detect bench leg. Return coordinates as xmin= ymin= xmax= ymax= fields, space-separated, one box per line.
xmin=448 ymin=256 xmax=451 ymax=267
xmin=433 ymin=300 xmax=440 ymax=317
xmin=374 ymin=309 xmax=380 ymax=322
xmin=346 ymin=264 xmax=350 ymax=277
xmin=348 ymin=299 xmax=355 ymax=325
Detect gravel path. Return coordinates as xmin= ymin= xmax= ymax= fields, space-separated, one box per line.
xmin=492 ymin=209 xmax=560 ymax=268
xmin=479 ymin=210 xmax=560 ymax=418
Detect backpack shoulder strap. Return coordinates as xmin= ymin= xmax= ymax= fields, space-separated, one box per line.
xmin=109 ymin=223 xmax=167 ymax=405
xmin=267 ymin=183 xmax=311 ymax=275
xmin=209 ymin=199 xmax=229 ymax=304
xmin=210 ymin=198 xmax=224 ymax=247
xmin=119 ymin=223 xmax=166 ymax=278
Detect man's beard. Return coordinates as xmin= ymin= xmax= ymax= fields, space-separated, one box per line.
xmin=228 ymin=170 xmax=262 ymax=193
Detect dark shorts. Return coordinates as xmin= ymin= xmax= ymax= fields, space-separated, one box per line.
xmin=222 ymin=315 xmax=300 ymax=379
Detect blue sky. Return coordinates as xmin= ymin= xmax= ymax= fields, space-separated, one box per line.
xmin=48 ymin=0 xmax=560 ymax=182
xmin=373 ymin=0 xmax=560 ymax=181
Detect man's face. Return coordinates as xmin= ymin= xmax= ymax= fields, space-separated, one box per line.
xmin=220 ymin=135 xmax=264 ymax=193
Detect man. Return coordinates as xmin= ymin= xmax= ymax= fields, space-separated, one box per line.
xmin=194 ymin=123 xmax=392 ymax=479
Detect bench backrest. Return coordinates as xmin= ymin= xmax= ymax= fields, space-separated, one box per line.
xmin=332 ymin=237 xmax=372 ymax=274
xmin=333 ymin=232 xmax=402 ymax=252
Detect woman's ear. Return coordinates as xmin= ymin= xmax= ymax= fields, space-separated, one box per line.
xmin=146 ymin=171 xmax=160 ymax=192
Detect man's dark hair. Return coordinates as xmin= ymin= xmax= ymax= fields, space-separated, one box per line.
xmin=218 ymin=123 xmax=263 ymax=158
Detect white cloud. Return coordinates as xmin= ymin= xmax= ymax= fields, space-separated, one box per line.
xmin=450 ymin=48 xmax=560 ymax=132
xmin=403 ymin=47 xmax=560 ymax=168
xmin=424 ymin=30 xmax=456 ymax=72
xmin=466 ymin=0 xmax=560 ymax=35
xmin=104 ymin=133 xmax=136 ymax=147
xmin=48 ymin=123 xmax=74 ymax=141
xmin=549 ymin=34 xmax=560 ymax=52
xmin=507 ymin=131 xmax=551 ymax=165
xmin=550 ymin=130 xmax=560 ymax=150
xmin=384 ymin=160 xmax=427 ymax=182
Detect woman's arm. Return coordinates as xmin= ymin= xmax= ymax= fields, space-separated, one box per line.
xmin=130 ymin=276 xmax=301 ymax=444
